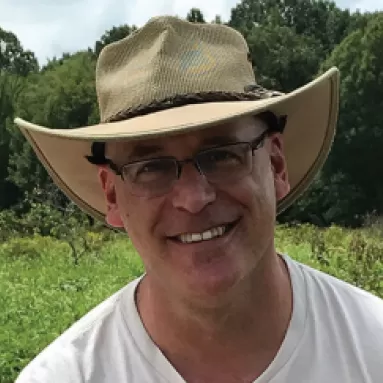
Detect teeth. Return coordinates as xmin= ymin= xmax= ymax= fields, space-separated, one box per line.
xmin=178 ymin=225 xmax=227 ymax=244
xmin=191 ymin=233 xmax=200 ymax=242
xmin=202 ymin=231 xmax=212 ymax=240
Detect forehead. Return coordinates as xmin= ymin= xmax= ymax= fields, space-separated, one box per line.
xmin=106 ymin=115 xmax=267 ymax=159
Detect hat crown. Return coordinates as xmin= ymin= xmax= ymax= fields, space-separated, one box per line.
xmin=95 ymin=16 xmax=256 ymax=123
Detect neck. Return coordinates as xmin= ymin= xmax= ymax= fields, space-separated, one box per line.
xmin=136 ymin=251 xmax=292 ymax=381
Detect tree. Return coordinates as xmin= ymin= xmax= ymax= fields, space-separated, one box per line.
xmin=0 ymin=27 xmax=39 ymax=208
xmin=229 ymin=0 xmax=351 ymax=55
xmin=0 ymin=73 xmax=24 ymax=208
xmin=282 ymin=12 xmax=383 ymax=226
xmin=247 ymin=24 xmax=323 ymax=92
xmin=320 ymin=12 xmax=383 ymax=224
xmin=212 ymin=15 xmax=223 ymax=24
xmin=7 ymin=51 xmax=98 ymax=201
xmin=186 ymin=8 xmax=206 ymax=23
xmin=94 ymin=25 xmax=137 ymax=57
xmin=0 ymin=27 xmax=38 ymax=75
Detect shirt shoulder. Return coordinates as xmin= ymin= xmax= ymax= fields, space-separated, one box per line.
xmin=281 ymin=256 xmax=383 ymax=382
xmin=296 ymin=258 xmax=383 ymax=321
xmin=15 ymin=277 xmax=142 ymax=383
xmin=292 ymin=257 xmax=383 ymax=352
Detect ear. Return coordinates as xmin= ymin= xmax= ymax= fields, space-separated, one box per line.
xmin=268 ymin=133 xmax=290 ymax=201
xmin=98 ymin=167 xmax=124 ymax=228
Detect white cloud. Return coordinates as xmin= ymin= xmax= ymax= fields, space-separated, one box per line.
xmin=0 ymin=0 xmax=381 ymax=65
xmin=127 ymin=0 xmax=237 ymax=25
xmin=0 ymin=0 xmax=132 ymax=63
xmin=337 ymin=0 xmax=382 ymax=11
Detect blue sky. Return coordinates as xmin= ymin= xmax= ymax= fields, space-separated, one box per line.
xmin=0 ymin=0 xmax=381 ymax=65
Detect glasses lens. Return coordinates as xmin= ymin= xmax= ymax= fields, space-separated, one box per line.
xmin=197 ymin=143 xmax=252 ymax=183
xmin=122 ymin=158 xmax=177 ymax=197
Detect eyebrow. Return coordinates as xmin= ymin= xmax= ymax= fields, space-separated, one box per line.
xmin=201 ymin=135 xmax=238 ymax=147
xmin=125 ymin=135 xmax=240 ymax=161
xmin=127 ymin=144 xmax=164 ymax=160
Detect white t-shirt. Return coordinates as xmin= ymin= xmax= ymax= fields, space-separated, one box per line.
xmin=15 ymin=254 xmax=383 ymax=383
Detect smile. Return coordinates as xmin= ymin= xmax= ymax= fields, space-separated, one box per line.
xmin=174 ymin=221 xmax=238 ymax=244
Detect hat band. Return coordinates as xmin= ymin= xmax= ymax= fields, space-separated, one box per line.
xmin=103 ymin=89 xmax=280 ymax=123
xmin=86 ymin=91 xmax=287 ymax=167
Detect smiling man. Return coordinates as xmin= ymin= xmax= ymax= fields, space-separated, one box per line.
xmin=14 ymin=15 xmax=383 ymax=383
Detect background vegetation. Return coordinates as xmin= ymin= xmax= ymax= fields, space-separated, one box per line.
xmin=1 ymin=223 xmax=383 ymax=383
xmin=1 ymin=1 xmax=383 ymax=382
xmin=2 ymin=1 xmax=383 ymax=226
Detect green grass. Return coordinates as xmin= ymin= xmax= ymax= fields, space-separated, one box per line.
xmin=0 ymin=234 xmax=144 ymax=383
xmin=1 ymin=224 xmax=383 ymax=383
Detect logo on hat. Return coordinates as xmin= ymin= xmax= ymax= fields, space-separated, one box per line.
xmin=179 ymin=41 xmax=217 ymax=76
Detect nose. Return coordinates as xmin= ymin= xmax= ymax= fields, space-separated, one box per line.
xmin=170 ymin=162 xmax=216 ymax=214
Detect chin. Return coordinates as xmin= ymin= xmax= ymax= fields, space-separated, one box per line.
xmin=176 ymin=251 xmax=249 ymax=306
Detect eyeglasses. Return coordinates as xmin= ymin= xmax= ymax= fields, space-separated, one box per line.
xmin=106 ymin=129 xmax=270 ymax=198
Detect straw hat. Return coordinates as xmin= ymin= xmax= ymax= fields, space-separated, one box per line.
xmin=14 ymin=16 xmax=339 ymax=225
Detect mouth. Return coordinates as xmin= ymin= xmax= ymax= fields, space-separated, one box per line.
xmin=169 ymin=220 xmax=239 ymax=244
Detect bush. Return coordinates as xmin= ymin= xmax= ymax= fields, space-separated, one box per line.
xmin=0 ymin=224 xmax=382 ymax=382
xmin=0 ymin=234 xmax=141 ymax=383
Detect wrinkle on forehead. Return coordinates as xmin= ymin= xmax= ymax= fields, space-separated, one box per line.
xmin=106 ymin=115 xmax=267 ymax=161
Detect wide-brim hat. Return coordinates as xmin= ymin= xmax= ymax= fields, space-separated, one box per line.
xmin=14 ymin=16 xmax=339 ymax=226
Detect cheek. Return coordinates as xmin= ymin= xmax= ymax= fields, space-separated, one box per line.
xmin=223 ymin=179 xmax=268 ymax=226
xmin=225 ymin=164 xmax=277 ymax=233
xmin=115 ymin=187 xmax=164 ymax=247
xmin=234 ymin=173 xmax=277 ymax=251
xmin=234 ymin=164 xmax=275 ymax=208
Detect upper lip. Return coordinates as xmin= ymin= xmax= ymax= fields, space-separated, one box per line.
xmin=167 ymin=219 xmax=239 ymax=238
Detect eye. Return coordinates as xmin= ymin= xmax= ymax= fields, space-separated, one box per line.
xmin=197 ymin=144 xmax=249 ymax=175
xmin=137 ymin=160 xmax=166 ymax=174
xmin=127 ymin=159 xmax=175 ymax=183
xmin=207 ymin=148 xmax=242 ymax=164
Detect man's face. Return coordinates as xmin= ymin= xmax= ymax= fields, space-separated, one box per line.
xmin=99 ymin=115 xmax=290 ymax=303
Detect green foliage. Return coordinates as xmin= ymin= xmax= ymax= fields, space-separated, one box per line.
xmin=247 ymin=23 xmax=322 ymax=91
xmin=186 ymin=8 xmax=206 ymax=23
xmin=14 ymin=51 xmax=97 ymax=129
xmin=0 ymin=194 xmax=111 ymax=267
xmin=0 ymin=209 xmax=25 ymax=241
xmin=2 ymin=6 xmax=383 ymax=382
xmin=0 ymin=234 xmax=143 ymax=382
xmin=275 ymin=224 xmax=383 ymax=296
xmin=318 ymin=12 xmax=383 ymax=225
xmin=1 ymin=3 xmax=383 ymax=230
xmin=0 ymin=27 xmax=39 ymax=76
xmin=212 ymin=15 xmax=223 ymax=24
xmin=278 ymin=11 xmax=383 ymax=226
xmin=94 ymin=25 xmax=137 ymax=57
xmin=229 ymin=0 xmax=352 ymax=54
xmin=0 ymin=73 xmax=24 ymax=208
xmin=0 ymin=224 xmax=382 ymax=382
xmin=7 ymin=51 xmax=98 ymax=195
xmin=0 ymin=235 xmax=44 ymax=261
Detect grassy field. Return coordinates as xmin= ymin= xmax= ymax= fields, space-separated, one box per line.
xmin=1 ymin=224 xmax=383 ymax=383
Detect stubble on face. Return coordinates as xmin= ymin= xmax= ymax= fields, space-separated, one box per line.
xmin=103 ymin=115 xmax=289 ymax=305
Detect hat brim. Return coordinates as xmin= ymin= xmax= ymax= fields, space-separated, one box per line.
xmin=14 ymin=67 xmax=339 ymax=227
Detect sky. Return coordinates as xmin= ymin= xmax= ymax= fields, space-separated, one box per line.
xmin=0 ymin=0 xmax=382 ymax=65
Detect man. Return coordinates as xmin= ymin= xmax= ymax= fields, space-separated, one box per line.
xmin=14 ymin=15 xmax=383 ymax=383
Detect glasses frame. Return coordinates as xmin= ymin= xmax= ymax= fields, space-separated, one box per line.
xmin=105 ymin=129 xmax=270 ymax=196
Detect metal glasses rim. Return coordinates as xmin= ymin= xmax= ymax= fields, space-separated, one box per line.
xmin=105 ymin=129 xmax=270 ymax=178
